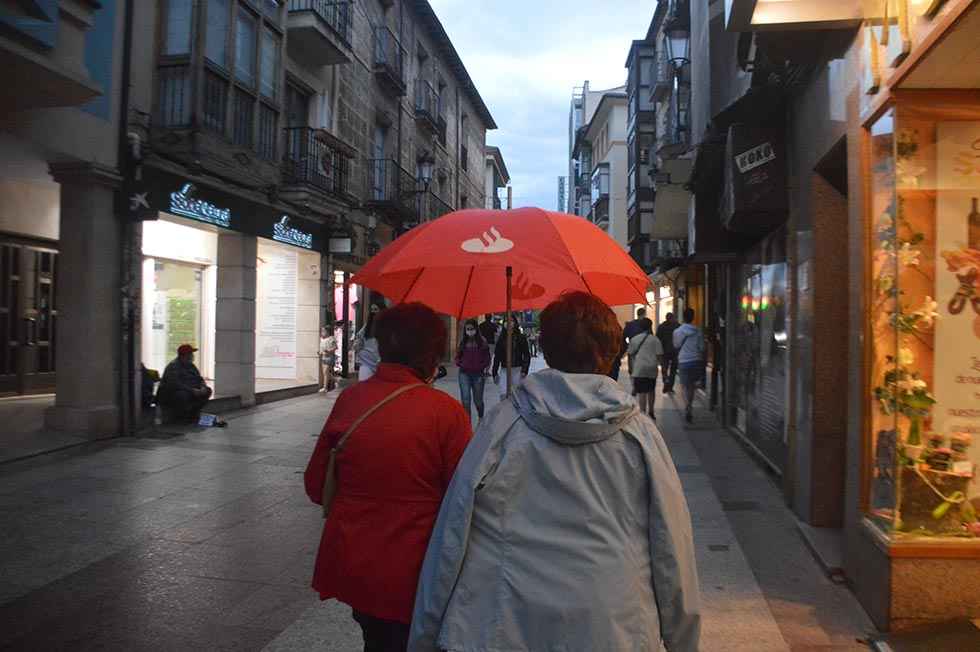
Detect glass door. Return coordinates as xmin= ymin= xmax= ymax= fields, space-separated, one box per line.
xmin=148 ymin=259 xmax=204 ymax=373
xmin=0 ymin=240 xmax=58 ymax=395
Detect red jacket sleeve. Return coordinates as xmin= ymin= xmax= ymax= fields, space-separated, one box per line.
xmin=440 ymin=401 xmax=474 ymax=490
xmin=305 ymin=403 xmax=344 ymax=504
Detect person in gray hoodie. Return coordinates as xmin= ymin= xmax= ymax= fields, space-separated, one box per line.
xmin=409 ymin=291 xmax=701 ymax=652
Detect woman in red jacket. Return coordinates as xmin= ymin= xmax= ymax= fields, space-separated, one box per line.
xmin=304 ymin=302 xmax=473 ymax=651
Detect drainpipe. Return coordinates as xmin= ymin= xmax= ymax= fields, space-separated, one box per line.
xmin=117 ymin=0 xmax=136 ymax=436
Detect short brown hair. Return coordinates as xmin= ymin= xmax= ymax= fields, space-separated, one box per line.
xmin=539 ymin=291 xmax=622 ymax=374
xmin=376 ymin=303 xmax=447 ymax=379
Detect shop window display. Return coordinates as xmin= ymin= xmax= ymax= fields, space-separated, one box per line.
xmin=867 ymin=98 xmax=980 ymax=541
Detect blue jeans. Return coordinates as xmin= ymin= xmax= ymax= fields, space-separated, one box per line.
xmin=458 ymin=371 xmax=486 ymax=419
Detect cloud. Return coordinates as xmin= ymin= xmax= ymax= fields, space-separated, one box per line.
xmin=430 ymin=0 xmax=655 ymax=210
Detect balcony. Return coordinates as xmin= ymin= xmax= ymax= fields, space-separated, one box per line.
xmin=287 ymin=1 xmax=353 ymax=66
xmin=414 ymin=79 xmax=444 ymax=133
xmin=0 ymin=0 xmax=103 ymax=111
xmin=492 ymin=195 xmax=502 ymax=210
xmin=282 ymin=127 xmax=355 ymax=199
xmin=364 ymin=158 xmax=417 ymax=223
xmin=590 ymin=164 xmax=610 ymax=209
xmin=658 ymin=88 xmax=691 ymax=157
xmin=630 ymin=238 xmax=688 ymax=273
xmin=373 ymin=26 xmax=407 ymax=96
xmin=650 ymin=52 xmax=672 ymax=103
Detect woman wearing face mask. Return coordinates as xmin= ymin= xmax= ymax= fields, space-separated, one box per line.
xmin=492 ymin=315 xmax=532 ymax=399
xmin=455 ymin=319 xmax=491 ymax=421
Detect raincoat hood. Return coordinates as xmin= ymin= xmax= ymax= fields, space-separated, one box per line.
xmin=512 ymin=369 xmax=638 ymax=445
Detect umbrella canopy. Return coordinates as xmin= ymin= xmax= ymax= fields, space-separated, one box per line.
xmin=351 ymin=207 xmax=651 ymax=318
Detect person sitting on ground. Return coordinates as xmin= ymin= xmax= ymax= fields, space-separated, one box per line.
xmin=410 ymin=291 xmax=701 ymax=652
xmin=156 ymin=344 xmax=213 ymax=424
xmin=304 ymin=302 xmax=473 ymax=651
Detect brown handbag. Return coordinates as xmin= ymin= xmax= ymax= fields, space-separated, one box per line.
xmin=321 ymin=383 xmax=424 ymax=518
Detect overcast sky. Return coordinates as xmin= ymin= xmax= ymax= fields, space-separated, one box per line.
xmin=429 ymin=1 xmax=656 ymax=211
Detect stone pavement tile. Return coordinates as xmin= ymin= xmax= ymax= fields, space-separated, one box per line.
xmin=219 ymin=584 xmax=319 ymax=631
xmin=260 ymin=599 xmax=362 ymax=652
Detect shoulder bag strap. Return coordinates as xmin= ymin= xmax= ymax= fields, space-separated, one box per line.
xmin=333 ymin=383 xmax=425 ymax=453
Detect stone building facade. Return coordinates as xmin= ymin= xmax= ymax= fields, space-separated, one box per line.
xmin=0 ymin=0 xmax=495 ymax=435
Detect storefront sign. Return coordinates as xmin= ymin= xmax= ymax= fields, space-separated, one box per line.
xmin=272 ymin=216 xmax=313 ymax=249
xmin=138 ymin=167 xmax=327 ymax=252
xmin=169 ymin=184 xmax=232 ymax=228
xmin=735 ymin=142 xmax=776 ymax=173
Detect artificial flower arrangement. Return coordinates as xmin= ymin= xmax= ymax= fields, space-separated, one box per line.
xmin=870 ymin=130 xmax=978 ymax=538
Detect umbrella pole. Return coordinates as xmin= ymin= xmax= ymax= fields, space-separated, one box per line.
xmin=506 ymin=266 xmax=513 ymax=397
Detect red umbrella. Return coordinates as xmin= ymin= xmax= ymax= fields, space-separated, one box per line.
xmin=351 ymin=207 xmax=651 ymax=394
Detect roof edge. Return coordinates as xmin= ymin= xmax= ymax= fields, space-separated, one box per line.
xmin=414 ymin=0 xmax=497 ymax=130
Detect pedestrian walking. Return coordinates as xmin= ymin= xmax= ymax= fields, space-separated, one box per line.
xmin=304 ymin=303 xmax=473 ymax=652
xmin=623 ymin=306 xmax=649 ymax=341
xmin=657 ymin=312 xmax=680 ymax=393
xmin=627 ymin=317 xmax=664 ymax=420
xmin=319 ymin=325 xmax=337 ymax=392
xmin=673 ymin=308 xmax=706 ymax=424
xmin=526 ymin=326 xmax=539 ymax=357
xmin=355 ymin=303 xmax=382 ymax=382
xmin=491 ymin=315 xmax=531 ymax=398
xmin=410 ymin=291 xmax=701 ymax=652
xmin=478 ymin=314 xmax=498 ymax=372
xmin=455 ymin=319 xmax=491 ymax=421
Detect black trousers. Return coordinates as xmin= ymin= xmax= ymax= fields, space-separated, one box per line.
xmin=662 ymin=353 xmax=678 ymax=390
xmin=352 ymin=611 xmax=410 ymax=652
xmin=158 ymin=388 xmax=211 ymax=422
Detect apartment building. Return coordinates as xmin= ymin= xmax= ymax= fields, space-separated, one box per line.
xmin=0 ymin=0 xmax=495 ymax=436
xmin=484 ymin=145 xmax=510 ymax=209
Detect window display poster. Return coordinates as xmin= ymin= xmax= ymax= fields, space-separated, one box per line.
xmin=257 ymin=248 xmax=298 ymax=379
xmin=934 ymin=122 xmax=980 ymax=441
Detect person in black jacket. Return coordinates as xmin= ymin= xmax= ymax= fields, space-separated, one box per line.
xmin=156 ymin=344 xmax=213 ymax=424
xmin=492 ymin=315 xmax=531 ymax=397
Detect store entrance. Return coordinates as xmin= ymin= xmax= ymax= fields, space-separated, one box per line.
xmin=0 ymin=237 xmax=58 ymax=396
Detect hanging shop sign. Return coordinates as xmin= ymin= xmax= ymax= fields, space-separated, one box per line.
xmin=135 ymin=167 xmax=326 ymax=252
xmin=721 ymin=124 xmax=788 ymax=234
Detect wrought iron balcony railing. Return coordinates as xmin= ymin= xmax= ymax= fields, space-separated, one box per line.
xmin=288 ymin=0 xmax=352 ymax=45
xmin=414 ymin=79 xmax=444 ymax=131
xmin=282 ymin=127 xmax=353 ymax=197
xmin=373 ymin=26 xmax=406 ymax=95
xmin=365 ymin=158 xmax=417 ymax=220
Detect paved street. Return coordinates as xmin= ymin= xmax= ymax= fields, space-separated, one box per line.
xmin=0 ymin=359 xmax=873 ymax=651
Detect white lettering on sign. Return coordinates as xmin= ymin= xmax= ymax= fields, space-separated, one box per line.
xmin=169 ymin=183 xmax=231 ymax=227
xmin=735 ymin=142 xmax=776 ymax=173
xmin=273 ymin=215 xmax=313 ymax=249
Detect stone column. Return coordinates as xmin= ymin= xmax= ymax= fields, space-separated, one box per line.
xmin=45 ymin=162 xmax=124 ymax=435
xmin=215 ymin=231 xmax=257 ymax=407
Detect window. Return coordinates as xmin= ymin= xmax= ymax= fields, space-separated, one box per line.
xmin=317 ymin=91 xmax=332 ymax=130
xmin=203 ymin=70 xmax=228 ymax=133
xmin=259 ymin=26 xmax=280 ymax=100
xmin=157 ymin=65 xmax=191 ymax=126
xmin=460 ymin=195 xmax=468 ymax=209
xmin=232 ymin=88 xmax=254 ymax=146
xmin=261 ymin=0 xmax=281 ymax=22
xmin=257 ymin=104 xmax=277 ymax=160
xmin=163 ymin=0 xmax=193 ymax=55
xmin=235 ymin=9 xmax=257 ymax=87
xmin=206 ymin=0 xmax=230 ymax=67
xmin=286 ymin=83 xmax=311 ymax=128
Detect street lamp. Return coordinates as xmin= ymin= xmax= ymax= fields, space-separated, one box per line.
xmin=417 ymin=156 xmax=434 ymax=193
xmin=664 ymin=24 xmax=690 ymax=68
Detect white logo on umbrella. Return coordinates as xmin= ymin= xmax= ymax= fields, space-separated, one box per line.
xmin=461 ymin=226 xmax=514 ymax=254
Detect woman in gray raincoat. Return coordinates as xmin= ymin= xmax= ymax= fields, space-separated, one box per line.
xmin=409 ymin=292 xmax=700 ymax=652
